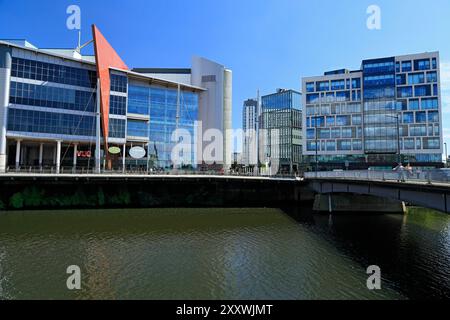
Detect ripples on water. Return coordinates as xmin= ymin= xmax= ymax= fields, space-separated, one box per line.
xmin=0 ymin=207 xmax=449 ymax=300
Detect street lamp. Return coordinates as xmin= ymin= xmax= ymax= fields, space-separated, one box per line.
xmin=444 ymin=142 xmax=448 ymax=167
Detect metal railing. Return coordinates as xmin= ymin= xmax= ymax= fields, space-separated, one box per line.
xmin=304 ymin=169 xmax=450 ymax=184
xmin=2 ymin=166 xmax=299 ymax=179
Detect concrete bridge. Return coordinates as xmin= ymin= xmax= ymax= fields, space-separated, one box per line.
xmin=304 ymin=171 xmax=450 ymax=214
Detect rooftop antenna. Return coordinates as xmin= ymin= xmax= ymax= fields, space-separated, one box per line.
xmin=75 ymin=28 xmax=94 ymax=54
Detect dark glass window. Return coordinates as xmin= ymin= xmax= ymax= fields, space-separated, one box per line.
xmin=397 ymin=86 xmax=413 ymax=98
xmin=414 ymin=85 xmax=432 ymax=97
xmin=306 ymin=82 xmax=315 ymax=93
xmin=396 ymin=74 xmax=406 ymax=85
xmin=127 ymin=120 xmax=149 ymax=137
xmin=414 ymin=59 xmax=431 ymax=71
xmin=110 ymin=74 xmax=128 ymax=93
xmin=9 ymin=81 xmax=96 ymax=112
xmin=7 ymin=108 xmax=96 ymax=136
xmin=110 ymin=95 xmax=127 ymax=115
xmin=108 ymin=118 xmax=126 ymax=138
xmin=11 ymin=57 xmax=97 ymax=88
xmin=401 ymin=61 xmax=412 ymax=72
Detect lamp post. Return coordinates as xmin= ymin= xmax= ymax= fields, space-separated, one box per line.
xmin=444 ymin=142 xmax=448 ymax=167
xmin=315 ymin=115 xmax=319 ymax=174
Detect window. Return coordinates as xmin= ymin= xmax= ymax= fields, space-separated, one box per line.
xmin=127 ymin=120 xmax=149 ymax=137
xmin=336 ymin=115 xmax=351 ymax=126
xmin=410 ymin=125 xmax=427 ymax=136
xmin=396 ymin=74 xmax=406 ymax=85
xmin=403 ymin=112 xmax=414 ymax=124
xmin=402 ymin=61 xmax=412 ymax=72
xmin=414 ymin=85 xmax=432 ymax=97
xmin=404 ymin=138 xmax=415 ymax=150
xmin=423 ymin=138 xmax=440 ymax=149
xmin=326 ymin=116 xmax=335 ymax=126
xmin=352 ymin=78 xmax=361 ymax=89
xmin=353 ymin=140 xmax=362 ymax=150
xmin=427 ymin=71 xmax=437 ymax=83
xmin=364 ymin=74 xmax=395 ymax=86
xmin=110 ymin=74 xmax=128 ymax=93
xmin=409 ymin=99 xmax=420 ymax=110
xmin=336 ymin=91 xmax=350 ymax=102
xmin=7 ymin=108 xmax=96 ymax=136
xmin=397 ymin=100 xmax=408 ymax=111
xmin=318 ymin=128 xmax=330 ymax=139
xmin=416 ymin=111 xmax=427 ymax=123
xmin=337 ymin=140 xmax=352 ymax=151
xmin=432 ymin=58 xmax=437 ymax=70
xmin=408 ymin=73 xmax=425 ymax=84
xmin=331 ymin=128 xmax=341 ymax=139
xmin=110 ymin=95 xmax=126 ymax=115
xmin=306 ymin=94 xmax=320 ymax=104
xmin=326 ymin=141 xmax=336 ymax=151
xmin=352 ymin=115 xmax=362 ymax=125
xmin=316 ymin=81 xmax=330 ymax=92
xmin=307 ymin=129 xmax=315 ymax=139
xmin=109 ymin=118 xmax=126 ymax=138
xmin=421 ymin=98 xmax=438 ymax=110
xmin=428 ymin=111 xmax=439 ymax=123
xmin=331 ymin=80 xmax=345 ymax=90
xmin=307 ymin=141 xmax=317 ymax=152
xmin=11 ymin=57 xmax=97 ymax=88
xmin=397 ymin=87 xmax=413 ymax=98
xmin=306 ymin=82 xmax=315 ymax=93
xmin=414 ymin=59 xmax=431 ymax=71
xmin=9 ymin=81 xmax=96 ymax=112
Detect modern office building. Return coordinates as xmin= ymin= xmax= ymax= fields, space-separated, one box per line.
xmin=242 ymin=98 xmax=258 ymax=166
xmin=0 ymin=25 xmax=232 ymax=173
xmin=260 ymin=89 xmax=303 ymax=173
xmin=302 ymin=52 xmax=442 ymax=169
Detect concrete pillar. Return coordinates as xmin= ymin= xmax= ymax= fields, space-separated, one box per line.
xmin=15 ymin=139 xmax=21 ymax=170
xmin=122 ymin=144 xmax=126 ymax=173
xmin=39 ymin=143 xmax=44 ymax=167
xmin=0 ymin=46 xmax=12 ymax=173
xmin=56 ymin=140 xmax=61 ymax=174
xmin=223 ymin=69 xmax=232 ymax=171
xmin=73 ymin=143 xmax=78 ymax=168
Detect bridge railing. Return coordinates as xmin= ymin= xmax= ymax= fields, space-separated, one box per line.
xmin=304 ymin=169 xmax=450 ymax=184
xmin=2 ymin=166 xmax=298 ymax=179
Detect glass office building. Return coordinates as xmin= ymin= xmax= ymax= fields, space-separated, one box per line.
xmin=302 ymin=52 xmax=442 ymax=169
xmin=0 ymin=29 xmax=227 ymax=173
xmin=260 ymin=89 xmax=303 ymax=173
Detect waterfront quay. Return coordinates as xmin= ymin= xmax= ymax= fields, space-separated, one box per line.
xmin=0 ymin=172 xmax=303 ymax=211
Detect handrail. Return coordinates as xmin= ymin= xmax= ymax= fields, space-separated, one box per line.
xmin=304 ymin=169 xmax=450 ymax=185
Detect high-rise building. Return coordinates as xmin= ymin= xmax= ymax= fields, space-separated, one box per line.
xmin=242 ymin=98 xmax=258 ymax=166
xmin=302 ymin=52 xmax=442 ymax=169
xmin=260 ymin=89 xmax=302 ymax=174
xmin=0 ymin=26 xmax=232 ymax=173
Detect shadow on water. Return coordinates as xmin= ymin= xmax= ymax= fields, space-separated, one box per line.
xmin=282 ymin=203 xmax=450 ymax=300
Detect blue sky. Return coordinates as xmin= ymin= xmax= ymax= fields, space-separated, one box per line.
xmin=1 ymin=0 xmax=450 ymax=154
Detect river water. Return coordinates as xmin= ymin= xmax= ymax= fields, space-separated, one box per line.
xmin=0 ymin=207 xmax=449 ymax=300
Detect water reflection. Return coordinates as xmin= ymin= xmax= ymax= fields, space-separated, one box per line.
xmin=0 ymin=207 xmax=449 ymax=299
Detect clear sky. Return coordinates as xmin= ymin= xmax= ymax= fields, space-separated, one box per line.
xmin=1 ymin=0 xmax=450 ymax=154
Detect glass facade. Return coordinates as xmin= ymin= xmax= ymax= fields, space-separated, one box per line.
xmin=127 ymin=83 xmax=199 ymax=169
xmin=11 ymin=57 xmax=97 ymax=88
xmin=9 ymin=81 xmax=96 ymax=112
xmin=7 ymin=108 xmax=96 ymax=137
